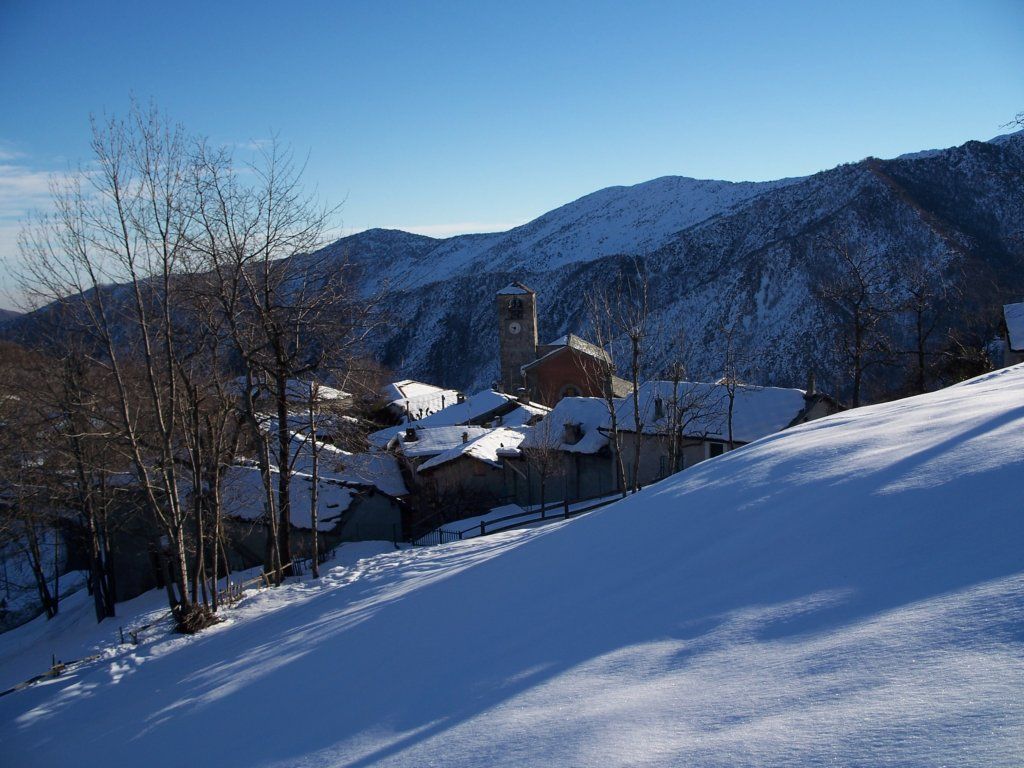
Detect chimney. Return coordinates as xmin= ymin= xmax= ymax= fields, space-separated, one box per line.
xmin=461 ymin=431 xmax=469 ymax=443
xmin=456 ymin=392 xmax=466 ymax=404
xmin=806 ymin=369 xmax=816 ymax=396
xmin=405 ymin=427 xmax=418 ymax=442
xmin=515 ymin=387 xmax=530 ymax=405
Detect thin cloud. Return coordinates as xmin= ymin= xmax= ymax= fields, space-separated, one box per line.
xmin=0 ymin=158 xmax=72 ymax=310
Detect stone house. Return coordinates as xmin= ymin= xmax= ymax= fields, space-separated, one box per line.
xmin=391 ymin=425 xmax=528 ymax=528
xmin=504 ymin=397 xmax=620 ymax=506
xmin=613 ymin=380 xmax=843 ymax=487
xmin=1001 ymin=302 xmax=1024 ymax=366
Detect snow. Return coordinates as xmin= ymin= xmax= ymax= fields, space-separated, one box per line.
xmin=495 ymin=402 xmax=548 ymax=427
xmin=221 ymin=463 xmax=356 ymax=529
xmin=496 ymin=283 xmax=533 ymax=295
xmin=522 ymin=396 xmax=612 ymax=454
xmin=355 ymin=175 xmax=801 ymax=292
xmin=381 ymin=379 xmax=460 ymax=421
xmin=395 ymin=425 xmax=493 ymax=458
xmin=290 ymin=436 xmax=408 ymax=498
xmin=370 ymin=389 xmax=518 ymax=447
xmin=0 ymin=536 xmax=87 ymax=632
xmin=2 ymin=366 xmax=1023 ymax=766
xmin=1003 ymin=302 xmax=1024 ymax=351
xmin=281 ymin=379 xmax=350 ymax=403
xmin=423 ymin=495 xmax=625 ymax=542
xmin=221 ymin=433 xmax=408 ymax=530
xmin=615 ymin=380 xmax=810 ymax=443
xmin=417 ymin=427 xmax=527 ymax=472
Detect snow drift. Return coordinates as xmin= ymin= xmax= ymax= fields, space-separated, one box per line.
xmin=2 ymin=366 xmax=1023 ymax=767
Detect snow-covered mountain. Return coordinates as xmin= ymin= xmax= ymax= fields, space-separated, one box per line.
xmin=2 ymin=364 xmax=1022 ymax=766
xmin=7 ymin=131 xmax=1023 ymax=398
xmin=320 ymin=131 xmax=1024 ymax=395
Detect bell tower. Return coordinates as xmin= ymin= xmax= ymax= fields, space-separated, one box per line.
xmin=496 ymin=282 xmax=538 ymax=393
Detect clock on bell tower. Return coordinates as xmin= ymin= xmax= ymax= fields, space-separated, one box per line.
xmin=496 ymin=282 xmax=538 ymax=394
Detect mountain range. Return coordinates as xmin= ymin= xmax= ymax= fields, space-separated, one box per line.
xmin=315 ymin=130 xmax=1023 ymax=397
xmin=6 ymin=132 xmax=1024 ymax=400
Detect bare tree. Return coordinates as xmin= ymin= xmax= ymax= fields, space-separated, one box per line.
xmin=583 ymin=289 xmax=628 ymax=498
xmin=581 ymin=261 xmax=651 ymax=493
xmin=520 ymin=415 xmax=567 ymax=511
xmin=717 ymin=320 xmax=758 ymax=450
xmin=190 ymin=137 xmax=381 ymax=580
xmin=0 ymin=370 xmax=61 ymax=619
xmin=18 ymin=104 xmax=207 ymax=624
xmin=895 ymin=257 xmax=956 ymax=394
xmin=814 ymin=232 xmax=896 ymax=407
xmin=659 ymin=356 xmax=726 ymax=474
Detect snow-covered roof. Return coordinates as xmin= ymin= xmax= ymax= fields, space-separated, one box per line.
xmin=381 ymin=379 xmax=461 ymax=420
xmin=283 ymin=379 xmax=351 ymax=403
xmin=221 ymin=464 xmax=356 ymax=531
xmin=397 ymin=425 xmax=494 ymax=458
xmin=496 ymin=282 xmax=534 ymax=295
xmin=615 ymin=381 xmax=809 ymax=444
xmin=525 ymin=333 xmax=611 ymax=369
xmin=370 ymin=389 xmax=519 ymax=447
xmin=497 ymin=402 xmax=550 ymax=427
xmin=230 ymin=377 xmax=351 ymax=404
xmin=418 ymin=427 xmax=527 ymax=473
xmin=314 ymin=444 xmax=409 ymax=498
xmin=1004 ymin=302 xmax=1024 ymax=351
xmin=520 ymin=396 xmax=612 ymax=454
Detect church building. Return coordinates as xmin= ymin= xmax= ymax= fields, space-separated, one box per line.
xmin=496 ymin=282 xmax=632 ymax=407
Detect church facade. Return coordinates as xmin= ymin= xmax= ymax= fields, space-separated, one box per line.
xmin=496 ymin=282 xmax=632 ymax=407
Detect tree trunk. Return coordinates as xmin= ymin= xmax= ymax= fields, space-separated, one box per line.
xmin=275 ymin=372 xmax=292 ymax=580
xmin=25 ymin=525 xmax=56 ymax=620
xmin=630 ymin=338 xmax=642 ymax=493
xmin=309 ymin=393 xmax=320 ymax=579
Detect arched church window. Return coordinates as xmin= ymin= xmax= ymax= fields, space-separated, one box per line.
xmin=508 ymin=297 xmax=524 ymax=319
xmin=560 ymin=384 xmax=581 ymax=399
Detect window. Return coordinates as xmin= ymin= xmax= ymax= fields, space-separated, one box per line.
xmin=708 ymin=442 xmax=725 ymax=458
xmin=559 ymin=384 xmax=581 ymax=399
xmin=508 ymin=298 xmax=524 ymax=319
xmin=654 ymin=397 xmax=664 ymax=419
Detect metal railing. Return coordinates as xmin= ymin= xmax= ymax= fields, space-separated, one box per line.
xmin=414 ymin=492 xmax=624 ymax=546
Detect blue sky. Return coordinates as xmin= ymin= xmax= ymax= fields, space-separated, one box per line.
xmin=0 ymin=0 xmax=1022 ymax=307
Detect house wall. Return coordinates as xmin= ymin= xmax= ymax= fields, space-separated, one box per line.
xmin=335 ymin=492 xmax=403 ymax=542
xmin=419 ymin=457 xmax=509 ymax=520
xmin=504 ymin=450 xmax=619 ymax=507
xmin=526 ymin=348 xmax=609 ymax=406
xmin=792 ymin=396 xmax=843 ymax=425
xmin=1004 ymin=339 xmax=1024 ymax=366
xmin=617 ymin=432 xmax=732 ymax=487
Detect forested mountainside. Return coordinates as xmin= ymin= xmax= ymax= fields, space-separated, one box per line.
xmin=8 ymin=132 xmax=1023 ymax=399
xmin=321 ymin=131 xmax=1023 ymax=397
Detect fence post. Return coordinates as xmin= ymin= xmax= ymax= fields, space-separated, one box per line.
xmin=564 ymin=498 xmax=570 ymax=517
xmin=480 ymin=521 xmax=485 ymax=537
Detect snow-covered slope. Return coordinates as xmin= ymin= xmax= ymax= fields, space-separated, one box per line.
xmin=9 ymin=132 xmax=1024 ymax=398
xmin=325 ymin=175 xmax=797 ymax=294
xmin=333 ymin=132 xmax=1024 ymax=394
xmin=3 ymin=368 xmax=1023 ymax=767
